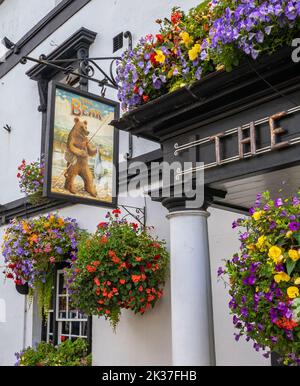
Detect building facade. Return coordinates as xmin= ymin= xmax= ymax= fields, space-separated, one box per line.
xmin=0 ymin=0 xmax=270 ymax=366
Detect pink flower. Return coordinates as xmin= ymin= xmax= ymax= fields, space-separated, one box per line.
xmin=49 ymin=256 xmax=56 ymax=264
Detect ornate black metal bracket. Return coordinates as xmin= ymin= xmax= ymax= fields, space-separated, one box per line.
xmin=20 ymin=54 xmax=121 ymax=97
xmin=120 ymin=205 xmax=146 ymax=227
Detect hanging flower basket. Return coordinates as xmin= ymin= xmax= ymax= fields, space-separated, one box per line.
xmin=15 ymin=281 xmax=29 ymax=295
xmin=219 ymin=190 xmax=300 ymax=366
xmin=17 ymin=158 xmax=46 ymax=205
xmin=66 ymin=209 xmax=169 ymax=330
xmin=2 ymin=214 xmax=83 ymax=315
xmin=116 ymin=1 xmax=300 ymax=112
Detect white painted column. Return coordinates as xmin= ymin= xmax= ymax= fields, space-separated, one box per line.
xmin=167 ymin=210 xmax=215 ymax=366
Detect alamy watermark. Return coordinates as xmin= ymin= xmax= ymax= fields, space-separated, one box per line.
xmin=291 ymin=38 xmax=300 ymax=63
xmin=118 ymin=160 xmax=204 ymax=209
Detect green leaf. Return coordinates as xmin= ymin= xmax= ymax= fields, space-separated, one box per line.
xmin=294 ymin=232 xmax=300 ymax=246
xmin=286 ymin=259 xmax=297 ymax=276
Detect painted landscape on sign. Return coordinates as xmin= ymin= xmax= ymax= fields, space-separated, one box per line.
xmin=51 ymin=87 xmax=115 ymax=203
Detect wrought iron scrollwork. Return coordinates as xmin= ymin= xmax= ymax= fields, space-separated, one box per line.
xmin=120 ymin=205 xmax=146 ymax=228
xmin=20 ymin=55 xmax=121 ymax=93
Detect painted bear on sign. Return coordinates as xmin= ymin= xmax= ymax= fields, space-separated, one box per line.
xmin=64 ymin=117 xmax=97 ymax=197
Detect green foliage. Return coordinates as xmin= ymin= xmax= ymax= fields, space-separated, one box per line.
xmin=2 ymin=214 xmax=83 ymax=317
xmin=66 ymin=210 xmax=169 ymax=330
xmin=219 ymin=191 xmax=300 ymax=365
xmin=16 ymin=339 xmax=92 ymax=366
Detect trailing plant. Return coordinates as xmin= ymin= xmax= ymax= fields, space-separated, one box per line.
xmin=218 ymin=190 xmax=300 ymax=366
xmin=15 ymin=339 xmax=92 ymax=366
xmin=117 ymin=0 xmax=300 ymax=111
xmin=2 ymin=214 xmax=82 ymax=316
xmin=17 ymin=158 xmax=45 ymax=205
xmin=66 ymin=209 xmax=169 ymax=330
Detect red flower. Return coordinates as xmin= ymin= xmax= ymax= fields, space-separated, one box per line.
xmin=154 ymin=254 xmax=161 ymax=260
xmin=140 ymin=266 xmax=145 ymax=272
xmin=150 ymin=52 xmax=158 ymax=65
xmin=132 ymin=275 xmax=141 ymax=283
xmin=148 ymin=294 xmax=155 ymax=302
xmin=6 ymin=273 xmax=13 ymax=279
xmin=112 ymin=287 xmax=118 ymax=293
xmin=142 ymin=95 xmax=149 ymax=103
xmin=16 ymin=173 xmax=21 ymax=178
xmin=105 ymin=309 xmax=111 ymax=315
xmin=93 ymin=261 xmax=100 ymax=267
xmin=15 ymin=279 xmax=22 ymax=285
xmin=107 ymin=281 xmax=111 ymax=286
xmin=146 ymin=262 xmax=152 ymax=269
xmin=119 ymin=279 xmax=126 ymax=285
xmin=138 ymin=285 xmax=144 ymax=292
xmin=97 ymin=222 xmax=107 ymax=229
xmin=131 ymin=223 xmax=139 ymax=230
xmin=171 ymin=11 xmax=182 ymax=24
xmin=135 ymin=256 xmax=142 ymax=262
xmin=86 ymin=265 xmax=96 ymax=273
xmin=133 ymin=85 xmax=139 ymax=94
xmin=8 ymin=263 xmax=16 ymax=269
xmin=152 ymin=243 xmax=160 ymax=249
xmin=60 ymin=336 xmax=67 ymax=342
xmin=156 ymin=34 xmax=164 ymax=43
xmin=140 ymin=307 xmax=145 ymax=314
xmin=112 ymin=208 xmax=121 ymax=216
xmin=94 ymin=277 xmax=100 ymax=286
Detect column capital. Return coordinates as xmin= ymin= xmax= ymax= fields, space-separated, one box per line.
xmin=161 ymin=196 xmax=209 ymax=213
xmin=166 ymin=210 xmax=210 ymax=220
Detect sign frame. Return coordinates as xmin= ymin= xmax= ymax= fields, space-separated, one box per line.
xmin=44 ymin=81 xmax=119 ymax=207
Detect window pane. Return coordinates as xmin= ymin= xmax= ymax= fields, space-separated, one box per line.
xmin=71 ymin=321 xmax=80 ymax=336
xmin=61 ymin=321 xmax=70 ymax=335
xmin=58 ymin=273 xmax=66 ymax=295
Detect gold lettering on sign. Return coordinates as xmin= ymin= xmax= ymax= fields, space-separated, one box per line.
xmin=238 ymin=122 xmax=256 ymax=159
xmin=209 ymin=132 xmax=225 ymax=165
xmin=269 ymin=111 xmax=289 ymax=149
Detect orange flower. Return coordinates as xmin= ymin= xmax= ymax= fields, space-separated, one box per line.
xmin=135 ymin=256 xmax=142 ymax=262
xmin=100 ymin=236 xmax=107 ymax=244
xmin=112 ymin=255 xmax=121 ymax=264
xmin=108 ymin=250 xmax=116 ymax=258
xmin=132 ymin=275 xmax=141 ymax=283
xmin=119 ymin=279 xmax=126 ymax=285
xmin=86 ymin=265 xmax=96 ymax=273
xmin=98 ymin=299 xmax=104 ymax=304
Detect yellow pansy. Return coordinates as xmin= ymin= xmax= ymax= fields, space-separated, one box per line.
xmin=216 ymin=64 xmax=225 ymax=71
xmin=274 ymin=271 xmax=290 ymax=283
xmin=188 ymin=44 xmax=201 ymax=61
xmin=287 ymin=286 xmax=300 ymax=299
xmin=154 ymin=50 xmax=166 ymax=64
xmin=286 ymin=230 xmax=293 ymax=238
xmin=57 ymin=218 xmax=65 ymax=227
xmin=268 ymin=246 xmax=283 ymax=263
xmin=294 ymin=278 xmax=300 ymax=285
xmin=256 ymin=235 xmax=267 ymax=250
xmin=288 ymin=249 xmax=300 ymax=262
xmin=252 ymin=210 xmax=264 ymax=221
xmin=22 ymin=221 xmax=30 ymax=233
xmin=180 ymin=31 xmax=193 ymax=47
xmin=167 ymin=68 xmax=174 ymax=78
xmin=28 ymin=234 xmax=39 ymax=244
xmin=247 ymin=244 xmax=256 ymax=251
